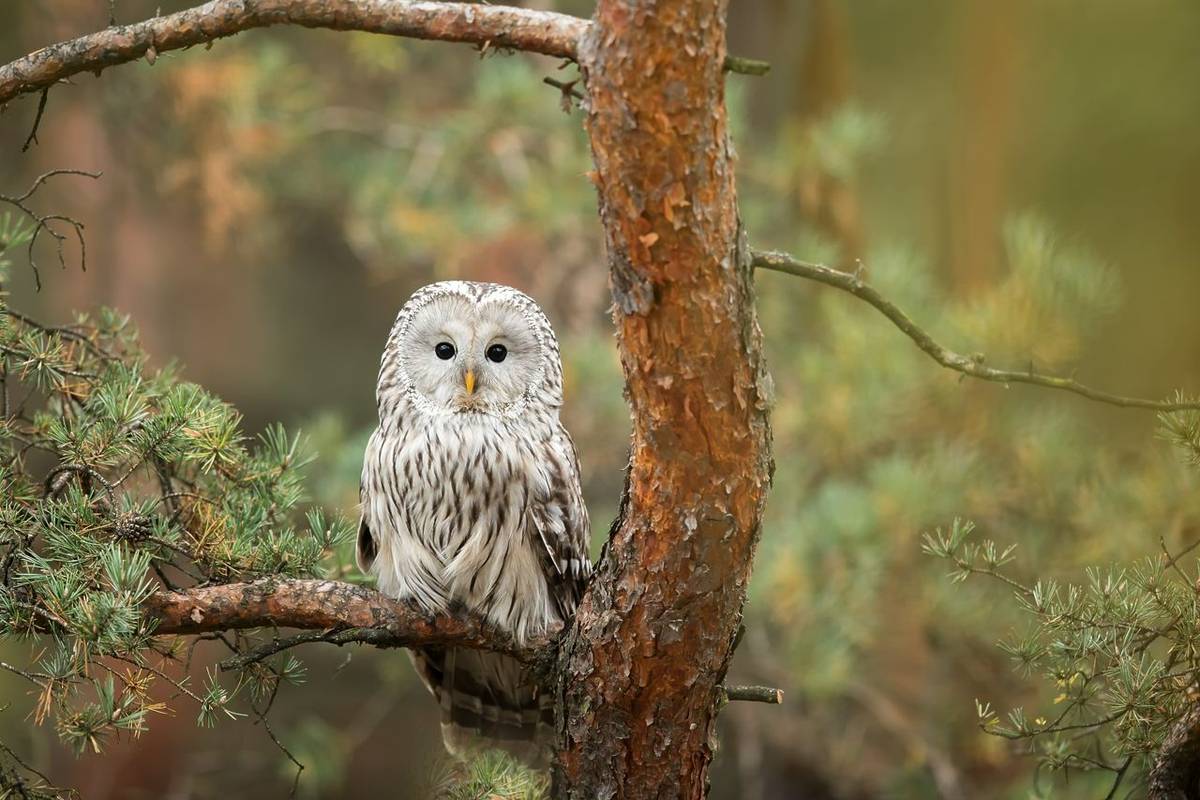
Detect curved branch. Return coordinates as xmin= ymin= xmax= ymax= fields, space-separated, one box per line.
xmin=0 ymin=0 xmax=588 ymax=106
xmin=143 ymin=578 xmax=556 ymax=665
xmin=0 ymin=169 xmax=101 ymax=291
xmin=0 ymin=0 xmax=767 ymax=108
xmin=752 ymin=249 xmax=1200 ymax=412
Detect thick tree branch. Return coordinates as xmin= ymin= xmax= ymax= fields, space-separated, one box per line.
xmin=0 ymin=0 xmax=766 ymax=108
xmin=143 ymin=578 xmax=555 ymax=665
xmin=0 ymin=0 xmax=587 ymax=106
xmin=752 ymin=249 xmax=1200 ymax=412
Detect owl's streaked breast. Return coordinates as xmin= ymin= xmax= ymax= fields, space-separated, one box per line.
xmin=360 ymin=281 xmax=590 ymax=756
xmin=363 ymin=409 xmax=559 ymax=641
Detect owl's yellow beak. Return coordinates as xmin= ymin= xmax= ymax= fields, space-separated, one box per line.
xmin=463 ymin=369 xmax=476 ymax=396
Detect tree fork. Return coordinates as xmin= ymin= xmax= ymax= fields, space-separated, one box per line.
xmin=554 ymin=0 xmax=773 ymax=796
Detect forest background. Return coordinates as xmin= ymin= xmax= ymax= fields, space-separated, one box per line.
xmin=4 ymin=1 xmax=1200 ymax=797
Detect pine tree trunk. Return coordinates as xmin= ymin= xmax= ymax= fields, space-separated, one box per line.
xmin=554 ymin=1 xmax=774 ymax=796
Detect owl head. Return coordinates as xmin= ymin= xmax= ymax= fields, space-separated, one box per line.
xmin=379 ymin=281 xmax=564 ymax=417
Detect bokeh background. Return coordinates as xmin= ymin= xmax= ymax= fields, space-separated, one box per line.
xmin=3 ymin=1 xmax=1200 ymax=797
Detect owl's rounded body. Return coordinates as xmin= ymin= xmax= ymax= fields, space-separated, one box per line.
xmin=357 ymin=281 xmax=591 ymax=759
xmin=361 ymin=409 xmax=572 ymax=642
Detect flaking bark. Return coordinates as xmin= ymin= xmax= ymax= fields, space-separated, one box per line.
xmin=554 ymin=0 xmax=774 ymax=797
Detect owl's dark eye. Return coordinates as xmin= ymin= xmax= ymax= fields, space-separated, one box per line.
xmin=434 ymin=342 xmax=456 ymax=360
xmin=486 ymin=344 xmax=508 ymax=363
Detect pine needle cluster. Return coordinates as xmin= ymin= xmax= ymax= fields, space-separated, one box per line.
xmin=429 ymin=751 xmax=549 ymax=800
xmin=922 ymin=405 xmax=1200 ymax=793
xmin=0 ymin=213 xmax=353 ymax=787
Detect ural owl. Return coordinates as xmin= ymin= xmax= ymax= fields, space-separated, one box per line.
xmin=357 ymin=281 xmax=591 ymax=760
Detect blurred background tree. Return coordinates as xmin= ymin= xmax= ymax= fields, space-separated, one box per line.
xmin=2 ymin=0 xmax=1200 ymax=797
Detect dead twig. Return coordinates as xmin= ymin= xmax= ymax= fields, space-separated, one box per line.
xmin=20 ymin=88 xmax=49 ymax=152
xmin=0 ymin=169 xmax=101 ymax=291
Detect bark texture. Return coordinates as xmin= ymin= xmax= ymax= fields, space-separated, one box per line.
xmin=0 ymin=0 xmax=587 ymax=106
xmin=145 ymin=579 xmax=553 ymax=663
xmin=554 ymin=1 xmax=773 ymax=797
xmin=1150 ymin=702 xmax=1200 ymax=800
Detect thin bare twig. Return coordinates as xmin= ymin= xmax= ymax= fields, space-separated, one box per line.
xmin=1160 ymin=536 xmax=1200 ymax=587
xmin=543 ymin=76 xmax=584 ymax=112
xmin=752 ymin=249 xmax=1200 ymax=412
xmin=0 ymin=736 xmax=60 ymax=792
xmin=217 ymin=627 xmax=406 ymax=671
xmin=1103 ymin=755 xmax=1133 ymax=800
xmin=20 ymin=89 xmax=49 ymax=152
xmin=8 ymin=170 xmax=101 ymax=205
xmin=0 ymin=661 xmax=49 ymax=688
xmin=261 ymin=710 xmax=303 ymax=799
xmin=2 ymin=307 xmax=120 ymax=362
xmin=0 ymin=170 xmax=101 ymax=291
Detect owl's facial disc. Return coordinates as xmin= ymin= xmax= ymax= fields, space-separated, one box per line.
xmin=398 ymin=294 xmax=541 ymax=413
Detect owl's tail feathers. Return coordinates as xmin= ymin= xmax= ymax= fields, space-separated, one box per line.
xmin=412 ymin=647 xmax=554 ymax=767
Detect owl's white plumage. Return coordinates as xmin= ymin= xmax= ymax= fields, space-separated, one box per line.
xmin=358 ymin=281 xmax=591 ymax=757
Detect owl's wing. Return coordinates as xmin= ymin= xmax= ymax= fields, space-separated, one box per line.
xmin=355 ymin=505 xmax=377 ymax=573
xmin=356 ymin=430 xmax=381 ymax=574
xmin=528 ymin=423 xmax=592 ymax=619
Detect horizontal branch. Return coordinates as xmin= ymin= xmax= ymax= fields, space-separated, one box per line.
xmin=0 ymin=0 xmax=765 ymax=107
xmin=751 ymin=249 xmax=1200 ymax=412
xmin=0 ymin=0 xmax=585 ymax=106
xmin=143 ymin=578 xmax=555 ymax=665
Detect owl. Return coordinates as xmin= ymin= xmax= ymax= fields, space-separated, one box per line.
xmin=357 ymin=281 xmax=591 ymax=761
